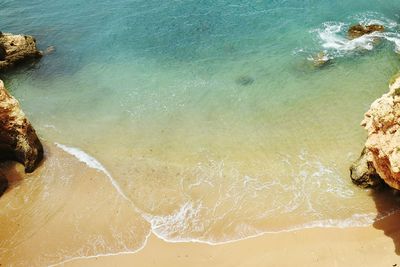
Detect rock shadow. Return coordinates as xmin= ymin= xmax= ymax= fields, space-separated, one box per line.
xmin=371 ymin=185 xmax=400 ymax=255
xmin=0 ymin=161 xmax=26 ymax=197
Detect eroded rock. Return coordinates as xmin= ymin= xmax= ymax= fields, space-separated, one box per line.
xmin=0 ymin=32 xmax=42 ymax=71
xmin=0 ymin=80 xmax=43 ymax=172
xmin=350 ymin=147 xmax=383 ymax=188
xmin=347 ymin=24 xmax=384 ymax=40
xmin=353 ymin=72 xmax=400 ymax=190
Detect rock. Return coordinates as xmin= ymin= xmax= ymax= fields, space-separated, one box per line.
xmin=0 ymin=80 xmax=43 ymax=172
xmin=44 ymin=45 xmax=55 ymax=55
xmin=355 ymin=72 xmax=400 ymax=190
xmin=350 ymin=147 xmax=383 ymax=188
xmin=236 ymin=75 xmax=254 ymax=86
xmin=347 ymin=24 xmax=384 ymax=40
xmin=0 ymin=33 xmax=43 ymax=71
xmin=0 ymin=171 xmax=8 ymax=197
xmin=312 ymin=51 xmax=331 ymax=67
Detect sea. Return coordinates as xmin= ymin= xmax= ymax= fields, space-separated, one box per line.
xmin=1 ymin=0 xmax=400 ymax=265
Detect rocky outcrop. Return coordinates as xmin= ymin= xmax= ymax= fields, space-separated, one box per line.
xmin=351 ymin=73 xmax=400 ymax=189
xmin=347 ymin=24 xmax=384 ymax=39
xmin=0 ymin=32 xmax=42 ymax=71
xmin=350 ymin=148 xmax=383 ymax=188
xmin=313 ymin=24 xmax=385 ymax=67
xmin=0 ymin=80 xmax=43 ymax=173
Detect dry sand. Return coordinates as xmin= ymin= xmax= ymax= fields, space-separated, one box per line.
xmin=2 ymin=144 xmax=400 ymax=267
xmin=64 ymin=213 xmax=400 ymax=267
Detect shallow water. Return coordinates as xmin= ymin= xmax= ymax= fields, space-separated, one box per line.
xmin=1 ymin=0 xmax=400 ymax=265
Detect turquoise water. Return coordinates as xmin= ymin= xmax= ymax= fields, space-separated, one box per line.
xmin=2 ymin=0 xmax=400 ymax=265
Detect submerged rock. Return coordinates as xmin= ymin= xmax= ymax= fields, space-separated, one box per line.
xmin=312 ymin=51 xmax=331 ymax=68
xmin=353 ymin=72 xmax=400 ymax=190
xmin=0 ymin=33 xmax=43 ymax=71
xmin=44 ymin=45 xmax=55 ymax=55
xmin=350 ymin=148 xmax=383 ymax=188
xmin=0 ymin=80 xmax=43 ymax=172
xmin=347 ymin=24 xmax=384 ymax=40
xmin=235 ymin=75 xmax=254 ymax=86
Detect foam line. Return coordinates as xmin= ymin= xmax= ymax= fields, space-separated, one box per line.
xmin=144 ymin=208 xmax=387 ymax=246
xmin=47 ymin=230 xmax=152 ymax=267
xmin=52 ymin=143 xmax=400 ymax=266
xmin=55 ymin=143 xmax=132 ymax=204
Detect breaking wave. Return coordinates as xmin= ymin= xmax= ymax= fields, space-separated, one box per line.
xmin=304 ymin=12 xmax=400 ymax=61
xmin=56 ymin=143 xmax=395 ymax=245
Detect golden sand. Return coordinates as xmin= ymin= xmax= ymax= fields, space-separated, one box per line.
xmin=1 ymin=144 xmax=400 ymax=267
xmin=65 ymin=216 xmax=400 ymax=267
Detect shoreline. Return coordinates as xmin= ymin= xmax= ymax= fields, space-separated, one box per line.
xmin=63 ymin=213 xmax=400 ymax=267
xmin=47 ymin=143 xmax=400 ymax=245
xmin=2 ymin=142 xmax=400 ymax=266
xmin=49 ymin=217 xmax=398 ymax=267
xmin=2 ymin=6 xmax=400 ymax=266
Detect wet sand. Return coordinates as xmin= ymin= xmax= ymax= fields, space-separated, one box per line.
xmin=0 ymin=145 xmax=150 ymax=267
xmin=64 ymin=219 xmax=400 ymax=267
xmin=1 ymin=144 xmax=400 ymax=267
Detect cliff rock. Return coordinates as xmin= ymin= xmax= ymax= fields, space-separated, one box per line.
xmin=0 ymin=32 xmax=42 ymax=71
xmin=350 ymin=147 xmax=383 ymax=188
xmin=352 ymin=73 xmax=400 ymax=189
xmin=0 ymin=80 xmax=43 ymax=173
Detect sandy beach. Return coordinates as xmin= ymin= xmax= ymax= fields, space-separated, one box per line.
xmin=64 ymin=216 xmax=400 ymax=267
xmin=1 ymin=144 xmax=399 ymax=267
xmin=2 ymin=1 xmax=400 ymax=266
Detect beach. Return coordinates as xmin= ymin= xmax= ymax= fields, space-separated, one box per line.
xmin=1 ymin=144 xmax=400 ymax=266
xmin=1 ymin=0 xmax=400 ymax=266
xmin=64 ymin=224 xmax=400 ymax=267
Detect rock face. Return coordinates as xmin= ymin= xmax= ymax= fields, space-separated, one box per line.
xmin=347 ymin=24 xmax=384 ymax=39
xmin=350 ymin=148 xmax=383 ymax=188
xmin=0 ymin=32 xmax=42 ymax=71
xmin=0 ymin=80 xmax=43 ymax=173
xmin=351 ymin=73 xmax=400 ymax=190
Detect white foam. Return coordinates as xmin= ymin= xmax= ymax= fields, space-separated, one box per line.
xmin=53 ymin=143 xmax=400 ymax=253
xmin=45 ymin=143 xmax=151 ymax=267
xmin=144 ymin=209 xmax=387 ymax=246
xmin=313 ymin=22 xmax=376 ymax=55
xmin=55 ymin=143 xmax=134 ymax=207
xmin=143 ymin=201 xmax=206 ymax=241
xmin=308 ymin=13 xmax=400 ymax=60
xmin=47 ymin=230 xmax=152 ymax=267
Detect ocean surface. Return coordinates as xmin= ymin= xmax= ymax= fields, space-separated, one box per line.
xmin=1 ymin=0 xmax=400 ymax=265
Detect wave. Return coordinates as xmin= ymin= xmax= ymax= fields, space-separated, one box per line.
xmin=145 ymin=206 xmax=399 ymax=245
xmin=55 ymin=143 xmax=399 ymax=246
xmin=304 ymin=12 xmax=400 ymax=61
xmin=55 ymin=143 xmax=134 ymax=205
